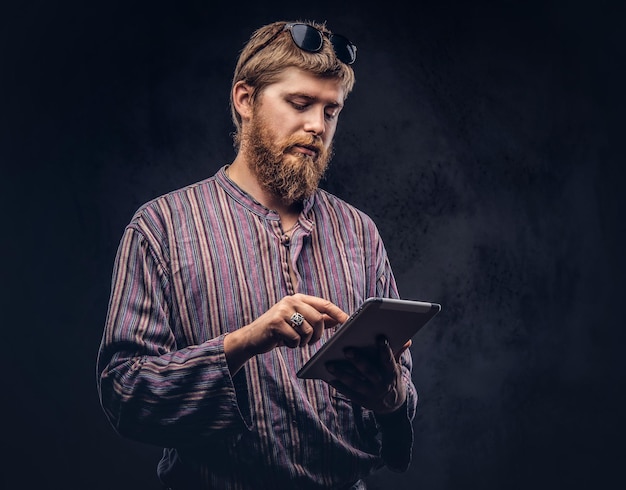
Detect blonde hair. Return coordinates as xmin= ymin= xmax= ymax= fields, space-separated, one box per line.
xmin=230 ymin=20 xmax=356 ymax=148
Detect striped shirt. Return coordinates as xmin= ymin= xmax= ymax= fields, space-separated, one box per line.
xmin=97 ymin=166 xmax=417 ymax=489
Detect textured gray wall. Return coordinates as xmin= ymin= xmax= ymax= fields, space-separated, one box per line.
xmin=3 ymin=1 xmax=624 ymax=489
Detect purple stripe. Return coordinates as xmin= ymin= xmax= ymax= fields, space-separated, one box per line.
xmin=97 ymin=167 xmax=416 ymax=488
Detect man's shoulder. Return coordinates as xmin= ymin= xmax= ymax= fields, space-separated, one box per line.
xmin=129 ymin=175 xmax=220 ymax=229
xmin=138 ymin=176 xmax=218 ymax=212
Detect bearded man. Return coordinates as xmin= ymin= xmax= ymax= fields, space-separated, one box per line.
xmin=97 ymin=20 xmax=417 ymax=490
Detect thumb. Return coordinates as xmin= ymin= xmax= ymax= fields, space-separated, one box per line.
xmin=394 ymin=339 xmax=412 ymax=362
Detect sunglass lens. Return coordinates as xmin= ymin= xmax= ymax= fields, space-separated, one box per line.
xmin=290 ymin=24 xmax=323 ymax=52
xmin=330 ymin=34 xmax=357 ymax=64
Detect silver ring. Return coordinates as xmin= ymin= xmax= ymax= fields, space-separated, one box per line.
xmin=289 ymin=312 xmax=304 ymax=328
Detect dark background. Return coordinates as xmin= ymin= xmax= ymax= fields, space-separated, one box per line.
xmin=2 ymin=0 xmax=625 ymax=489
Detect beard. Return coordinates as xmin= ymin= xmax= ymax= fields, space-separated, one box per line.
xmin=242 ymin=109 xmax=334 ymax=204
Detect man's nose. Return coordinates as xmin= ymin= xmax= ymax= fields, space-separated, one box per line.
xmin=303 ymin=108 xmax=326 ymax=136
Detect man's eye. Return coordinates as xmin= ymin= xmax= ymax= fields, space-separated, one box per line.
xmin=290 ymin=102 xmax=307 ymax=111
xmin=325 ymin=111 xmax=338 ymax=120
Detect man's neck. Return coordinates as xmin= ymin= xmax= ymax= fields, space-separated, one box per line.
xmin=227 ymin=158 xmax=302 ymax=230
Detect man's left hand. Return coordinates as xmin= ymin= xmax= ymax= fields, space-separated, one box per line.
xmin=325 ymin=336 xmax=411 ymax=415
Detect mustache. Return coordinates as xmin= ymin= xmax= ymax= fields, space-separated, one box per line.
xmin=282 ymin=135 xmax=325 ymax=154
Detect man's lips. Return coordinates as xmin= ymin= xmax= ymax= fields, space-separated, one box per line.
xmin=292 ymin=145 xmax=319 ymax=157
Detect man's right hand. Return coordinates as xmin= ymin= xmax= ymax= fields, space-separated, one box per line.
xmin=223 ymin=294 xmax=349 ymax=374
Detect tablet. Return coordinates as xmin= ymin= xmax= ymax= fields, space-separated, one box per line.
xmin=296 ymin=297 xmax=441 ymax=382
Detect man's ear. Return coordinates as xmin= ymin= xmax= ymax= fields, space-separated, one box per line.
xmin=232 ymin=81 xmax=254 ymax=121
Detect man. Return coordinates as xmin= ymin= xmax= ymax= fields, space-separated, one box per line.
xmin=97 ymin=20 xmax=417 ymax=489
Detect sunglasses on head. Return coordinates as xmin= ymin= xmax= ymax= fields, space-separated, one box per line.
xmin=240 ymin=23 xmax=357 ymax=69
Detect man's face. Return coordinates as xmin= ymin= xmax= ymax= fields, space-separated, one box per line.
xmin=242 ymin=67 xmax=346 ymax=204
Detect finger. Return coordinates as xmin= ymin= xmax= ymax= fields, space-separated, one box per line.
xmin=288 ymin=294 xmax=348 ymax=344
xmin=327 ymin=379 xmax=368 ymax=406
xmin=321 ymin=314 xmax=343 ymax=329
xmin=376 ymin=336 xmax=398 ymax=379
xmin=394 ymin=339 xmax=412 ymax=362
xmin=376 ymin=335 xmax=396 ymax=368
xmin=326 ymin=361 xmax=371 ymax=393
xmin=287 ymin=315 xmax=314 ymax=347
xmin=289 ymin=302 xmax=325 ymax=344
xmin=281 ymin=324 xmax=301 ymax=348
xmin=343 ymin=348 xmax=383 ymax=385
xmin=295 ymin=294 xmax=349 ymax=325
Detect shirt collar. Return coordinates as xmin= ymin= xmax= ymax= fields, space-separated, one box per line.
xmin=216 ymin=165 xmax=316 ymax=227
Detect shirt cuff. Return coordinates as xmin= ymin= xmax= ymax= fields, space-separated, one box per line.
xmin=375 ymin=401 xmax=414 ymax=472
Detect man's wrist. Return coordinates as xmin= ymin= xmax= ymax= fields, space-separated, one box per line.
xmin=224 ymin=329 xmax=253 ymax=375
xmin=374 ymin=399 xmax=408 ymax=422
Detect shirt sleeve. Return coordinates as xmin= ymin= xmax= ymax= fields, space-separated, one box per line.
xmin=96 ymin=225 xmax=250 ymax=448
